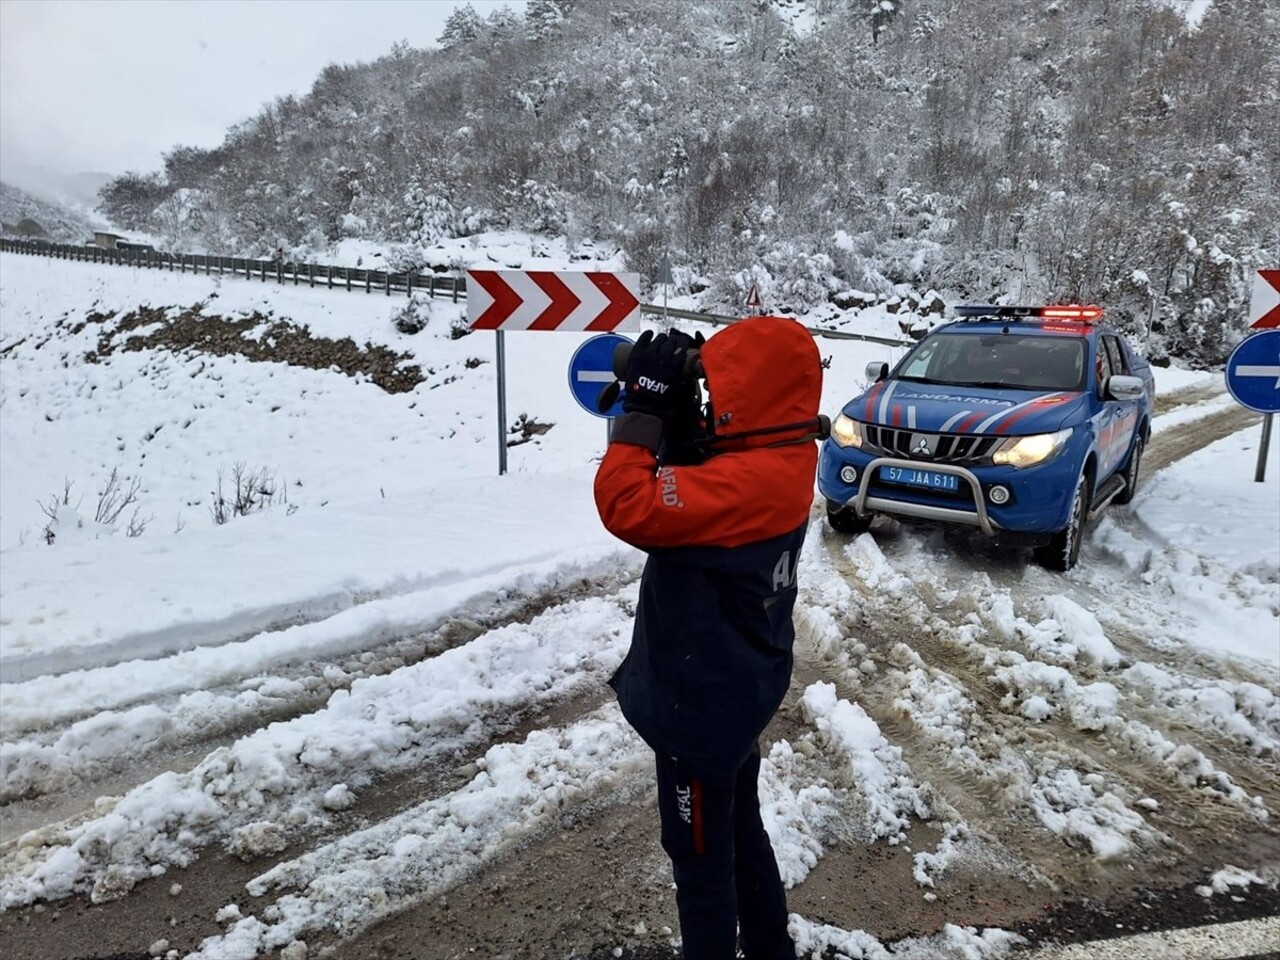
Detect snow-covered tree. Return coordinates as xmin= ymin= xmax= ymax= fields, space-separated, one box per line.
xmin=439 ymin=4 xmax=482 ymax=49
xmin=526 ymin=0 xmax=570 ymax=41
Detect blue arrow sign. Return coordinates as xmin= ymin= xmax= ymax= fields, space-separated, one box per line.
xmin=1226 ymin=330 xmax=1280 ymax=414
xmin=568 ymin=333 xmax=633 ymax=418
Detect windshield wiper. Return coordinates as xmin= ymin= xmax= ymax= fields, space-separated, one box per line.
xmin=895 ymin=375 xmax=952 ymax=385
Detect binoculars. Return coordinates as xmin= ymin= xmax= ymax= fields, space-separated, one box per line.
xmin=611 ymin=340 xmax=704 ymax=382
xmin=597 ymin=338 xmax=704 ymax=414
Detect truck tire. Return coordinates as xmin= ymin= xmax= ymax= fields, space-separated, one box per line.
xmin=827 ymin=501 xmax=873 ymax=535
xmin=1034 ymin=471 xmax=1090 ymax=571
xmin=1114 ymin=433 xmax=1144 ymax=505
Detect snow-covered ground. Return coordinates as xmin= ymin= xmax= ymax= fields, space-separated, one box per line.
xmin=0 ymin=247 xmax=1276 ymax=960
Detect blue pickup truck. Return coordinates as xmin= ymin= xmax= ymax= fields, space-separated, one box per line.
xmin=818 ymin=305 xmax=1154 ymax=570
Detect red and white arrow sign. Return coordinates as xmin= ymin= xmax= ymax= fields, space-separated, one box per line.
xmin=467 ymin=270 xmax=641 ymax=332
xmin=1249 ymin=269 xmax=1280 ymax=329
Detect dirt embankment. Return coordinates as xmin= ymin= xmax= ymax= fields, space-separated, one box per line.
xmin=71 ymin=301 xmax=424 ymax=394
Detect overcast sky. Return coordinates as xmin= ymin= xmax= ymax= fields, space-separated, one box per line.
xmin=0 ymin=0 xmax=524 ymax=200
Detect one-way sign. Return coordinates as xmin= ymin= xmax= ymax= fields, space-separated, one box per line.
xmin=1225 ymin=330 xmax=1280 ymax=414
xmin=569 ymin=333 xmax=633 ymax=418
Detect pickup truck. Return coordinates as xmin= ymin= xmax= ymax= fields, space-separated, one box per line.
xmin=818 ymin=305 xmax=1154 ymax=570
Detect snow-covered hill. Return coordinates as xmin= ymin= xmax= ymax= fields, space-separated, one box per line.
xmin=0 ymin=181 xmax=98 ymax=243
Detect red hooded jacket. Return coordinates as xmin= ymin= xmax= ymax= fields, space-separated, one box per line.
xmin=594 ymin=317 xmax=823 ymax=777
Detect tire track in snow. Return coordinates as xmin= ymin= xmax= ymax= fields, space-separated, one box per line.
xmin=186 ymin=705 xmax=652 ymax=959
xmin=807 ymin=527 xmax=1273 ymax=890
xmin=167 ymin=658 xmax=861 ymax=958
xmin=802 ymin=534 xmax=1149 ymax=884
xmin=0 ymin=564 xmax=640 ymax=814
xmin=1150 ymin=379 xmax=1226 ymax=417
xmin=1143 ymin=403 xmax=1259 ymax=477
xmin=1 ymin=555 xmax=643 ymax=737
xmin=0 ymin=583 xmax=641 ymax=912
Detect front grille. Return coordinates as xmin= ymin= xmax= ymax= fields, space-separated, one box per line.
xmin=864 ymin=425 xmax=998 ymax=464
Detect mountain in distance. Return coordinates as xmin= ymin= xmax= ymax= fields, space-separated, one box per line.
xmin=3 ymin=163 xmax=114 ymax=211
xmin=0 ymin=179 xmax=105 ymax=243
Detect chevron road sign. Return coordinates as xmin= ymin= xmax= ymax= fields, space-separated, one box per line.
xmin=466 ymin=270 xmax=641 ymax=332
xmin=1249 ymin=270 xmax=1280 ymax=330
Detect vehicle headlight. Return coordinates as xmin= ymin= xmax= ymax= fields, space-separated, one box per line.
xmin=831 ymin=413 xmax=865 ymax=449
xmin=992 ymin=427 xmax=1073 ymax=468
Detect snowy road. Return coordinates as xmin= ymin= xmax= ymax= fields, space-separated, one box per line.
xmin=1 ymin=253 xmax=1276 ymax=960
xmin=1 ymin=386 xmax=1276 ymax=960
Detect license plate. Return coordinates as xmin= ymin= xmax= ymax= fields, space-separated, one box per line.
xmin=881 ymin=466 xmax=960 ymax=492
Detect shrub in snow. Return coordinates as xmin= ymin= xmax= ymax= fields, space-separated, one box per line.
xmin=210 ymin=463 xmax=287 ymax=525
xmin=392 ymin=296 xmax=433 ymax=335
xmin=508 ymin=413 xmax=554 ymax=447
xmin=762 ymin=244 xmax=838 ymax=311
xmin=339 ymin=213 xmax=366 ymax=239
xmin=40 ymin=469 xmax=149 ymax=544
xmin=384 ymin=243 xmax=428 ymax=274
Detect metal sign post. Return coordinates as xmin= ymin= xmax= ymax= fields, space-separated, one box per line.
xmin=495 ymin=330 xmax=508 ymax=476
xmin=657 ymin=252 xmax=674 ymax=325
xmin=1224 ymin=329 xmax=1280 ymax=483
xmin=1257 ymin=414 xmax=1274 ymax=483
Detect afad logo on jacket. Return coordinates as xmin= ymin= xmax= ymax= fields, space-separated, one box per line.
xmin=658 ymin=466 xmax=683 ymax=508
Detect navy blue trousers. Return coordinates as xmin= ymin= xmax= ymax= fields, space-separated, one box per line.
xmin=654 ymin=743 xmax=795 ymax=960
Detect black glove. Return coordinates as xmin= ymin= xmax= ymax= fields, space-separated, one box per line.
xmin=621 ymin=330 xmax=696 ymax=420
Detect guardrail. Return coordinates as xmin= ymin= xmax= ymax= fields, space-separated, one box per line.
xmin=0 ymin=237 xmax=466 ymax=300
xmin=0 ymin=237 xmax=913 ymax=347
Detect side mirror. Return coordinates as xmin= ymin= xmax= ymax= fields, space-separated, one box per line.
xmin=865 ymin=361 xmax=889 ymax=383
xmin=1106 ymin=374 xmax=1145 ymax=402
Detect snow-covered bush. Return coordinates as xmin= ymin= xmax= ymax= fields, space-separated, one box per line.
xmin=339 ymin=213 xmax=367 ymax=239
xmin=210 ymin=463 xmax=287 ymax=525
xmin=392 ymin=296 xmax=434 ymax=335
xmin=40 ymin=470 xmax=149 ymax=545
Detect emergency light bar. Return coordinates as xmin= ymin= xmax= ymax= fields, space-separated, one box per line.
xmin=953 ymin=304 xmax=1104 ymax=322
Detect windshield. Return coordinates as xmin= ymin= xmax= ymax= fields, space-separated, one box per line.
xmin=895 ymin=332 xmax=1085 ymax=392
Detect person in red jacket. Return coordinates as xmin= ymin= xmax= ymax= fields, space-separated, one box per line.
xmin=594 ymin=316 xmax=826 ymax=960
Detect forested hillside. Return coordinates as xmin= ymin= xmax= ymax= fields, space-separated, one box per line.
xmin=96 ymin=0 xmax=1279 ymax=365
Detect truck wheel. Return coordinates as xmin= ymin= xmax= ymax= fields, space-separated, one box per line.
xmin=1034 ymin=472 xmax=1090 ymax=571
xmin=1114 ymin=433 xmax=1144 ymax=505
xmin=826 ymin=501 xmax=873 ymax=535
